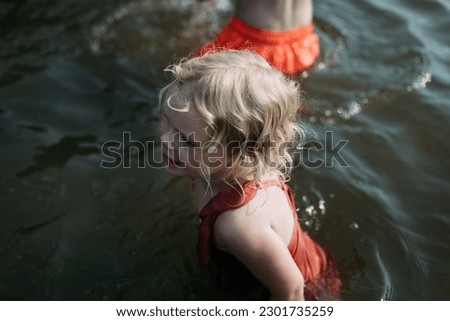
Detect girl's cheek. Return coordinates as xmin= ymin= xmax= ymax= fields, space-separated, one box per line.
xmin=192 ymin=149 xmax=204 ymax=168
xmin=179 ymin=147 xmax=198 ymax=168
xmin=205 ymin=145 xmax=227 ymax=165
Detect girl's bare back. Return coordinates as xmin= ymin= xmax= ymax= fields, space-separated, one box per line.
xmin=236 ymin=0 xmax=313 ymax=30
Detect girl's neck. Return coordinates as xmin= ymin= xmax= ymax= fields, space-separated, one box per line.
xmin=192 ymin=171 xmax=281 ymax=213
xmin=193 ymin=177 xmax=227 ymax=213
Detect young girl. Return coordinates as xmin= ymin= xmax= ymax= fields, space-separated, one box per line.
xmin=158 ymin=50 xmax=340 ymax=300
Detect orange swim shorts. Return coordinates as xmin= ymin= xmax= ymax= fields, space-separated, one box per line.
xmin=195 ymin=16 xmax=320 ymax=75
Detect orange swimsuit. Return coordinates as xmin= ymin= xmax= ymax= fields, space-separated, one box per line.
xmin=197 ymin=180 xmax=341 ymax=300
xmin=195 ymin=16 xmax=320 ymax=75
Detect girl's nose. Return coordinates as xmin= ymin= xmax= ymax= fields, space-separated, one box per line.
xmin=158 ymin=117 xmax=171 ymax=140
xmin=159 ymin=117 xmax=176 ymax=159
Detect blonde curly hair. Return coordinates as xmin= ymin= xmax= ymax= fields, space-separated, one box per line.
xmin=160 ymin=50 xmax=305 ymax=185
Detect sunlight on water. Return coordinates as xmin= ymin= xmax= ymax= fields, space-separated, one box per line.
xmin=298 ymin=194 xmax=327 ymax=232
xmin=406 ymin=71 xmax=432 ymax=91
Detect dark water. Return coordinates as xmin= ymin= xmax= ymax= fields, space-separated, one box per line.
xmin=1 ymin=0 xmax=449 ymax=300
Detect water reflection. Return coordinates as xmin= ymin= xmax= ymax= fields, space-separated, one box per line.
xmin=17 ymin=135 xmax=98 ymax=177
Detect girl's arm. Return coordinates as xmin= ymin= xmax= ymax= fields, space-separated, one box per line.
xmin=213 ymin=209 xmax=305 ymax=300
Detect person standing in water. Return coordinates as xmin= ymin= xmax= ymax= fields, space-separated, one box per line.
xmin=196 ymin=0 xmax=319 ymax=75
xmin=159 ymin=50 xmax=340 ymax=300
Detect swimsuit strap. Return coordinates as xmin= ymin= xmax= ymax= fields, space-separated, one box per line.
xmin=248 ymin=180 xmax=297 ymax=214
xmin=197 ymin=179 xmax=287 ymax=267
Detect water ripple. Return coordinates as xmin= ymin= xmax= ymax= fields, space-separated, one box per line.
xmin=88 ymin=0 xmax=233 ymax=67
xmin=373 ymin=245 xmax=394 ymax=301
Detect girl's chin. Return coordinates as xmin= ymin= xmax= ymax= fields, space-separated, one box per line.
xmin=163 ymin=162 xmax=203 ymax=178
xmin=163 ymin=165 xmax=187 ymax=176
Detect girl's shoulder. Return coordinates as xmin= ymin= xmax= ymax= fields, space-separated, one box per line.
xmin=213 ymin=184 xmax=294 ymax=250
xmin=211 ymin=198 xmax=272 ymax=254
